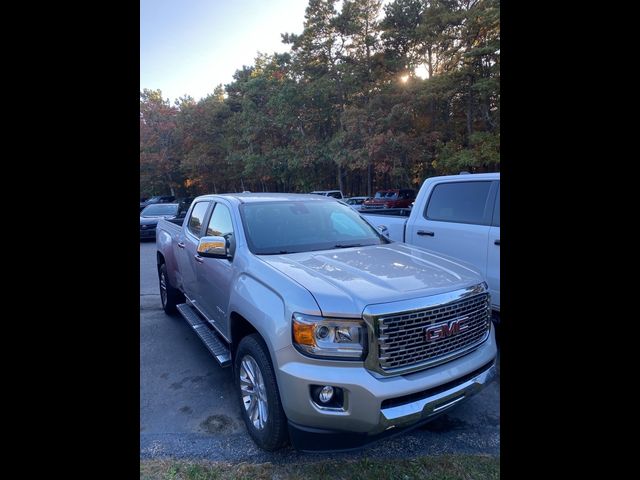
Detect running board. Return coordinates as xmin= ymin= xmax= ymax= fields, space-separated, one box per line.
xmin=176 ymin=303 xmax=231 ymax=367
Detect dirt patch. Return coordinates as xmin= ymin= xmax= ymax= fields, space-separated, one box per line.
xmin=170 ymin=376 xmax=205 ymax=390
xmin=200 ymin=414 xmax=234 ymax=434
xmin=483 ymin=414 xmax=500 ymax=427
xmin=421 ymin=414 xmax=468 ymax=433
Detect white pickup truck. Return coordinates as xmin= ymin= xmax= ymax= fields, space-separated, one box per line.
xmin=361 ymin=173 xmax=500 ymax=319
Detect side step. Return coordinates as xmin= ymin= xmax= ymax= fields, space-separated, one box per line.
xmin=176 ymin=303 xmax=231 ymax=367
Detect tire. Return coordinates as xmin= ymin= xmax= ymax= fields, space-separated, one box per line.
xmin=235 ymin=334 xmax=288 ymax=451
xmin=159 ymin=263 xmax=184 ymax=314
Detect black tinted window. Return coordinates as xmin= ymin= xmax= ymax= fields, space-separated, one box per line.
xmin=188 ymin=201 xmax=210 ymax=237
xmin=425 ymin=181 xmax=492 ymax=225
xmin=206 ymin=203 xmax=234 ymax=237
xmin=492 ymin=184 xmax=500 ymax=227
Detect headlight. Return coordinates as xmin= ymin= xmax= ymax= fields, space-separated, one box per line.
xmin=292 ymin=313 xmax=366 ymax=360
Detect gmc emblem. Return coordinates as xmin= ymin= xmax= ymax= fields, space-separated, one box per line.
xmin=425 ymin=316 xmax=471 ymax=342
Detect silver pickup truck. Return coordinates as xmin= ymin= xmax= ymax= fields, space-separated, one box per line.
xmin=156 ymin=193 xmax=497 ymax=451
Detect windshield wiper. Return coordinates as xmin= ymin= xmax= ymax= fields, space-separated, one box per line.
xmin=333 ymin=243 xmax=364 ymax=248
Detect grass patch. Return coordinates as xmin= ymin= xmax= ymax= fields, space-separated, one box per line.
xmin=140 ymin=454 xmax=499 ymax=480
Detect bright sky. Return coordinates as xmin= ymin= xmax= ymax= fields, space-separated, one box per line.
xmin=141 ymin=0 xmax=401 ymax=104
xmin=140 ymin=0 xmax=309 ymax=103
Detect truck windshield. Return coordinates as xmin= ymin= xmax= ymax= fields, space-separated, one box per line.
xmin=240 ymin=201 xmax=388 ymax=255
xmin=142 ymin=204 xmax=178 ymax=216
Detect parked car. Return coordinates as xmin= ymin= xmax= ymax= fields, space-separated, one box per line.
xmin=362 ymin=189 xmax=416 ymax=209
xmin=361 ymin=173 xmax=500 ymax=320
xmin=156 ymin=193 xmax=497 ymax=451
xmin=310 ymin=190 xmax=344 ymax=199
xmin=343 ymin=196 xmax=371 ymax=211
xmin=140 ymin=203 xmax=180 ymax=240
xmin=140 ymin=195 xmax=176 ymax=212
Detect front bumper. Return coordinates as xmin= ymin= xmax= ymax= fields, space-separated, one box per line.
xmin=275 ymin=326 xmax=497 ymax=451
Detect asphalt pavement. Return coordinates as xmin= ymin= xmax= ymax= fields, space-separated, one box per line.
xmin=139 ymin=240 xmax=500 ymax=461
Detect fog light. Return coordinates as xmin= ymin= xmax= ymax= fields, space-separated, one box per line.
xmin=319 ymin=385 xmax=334 ymax=403
xmin=310 ymin=385 xmax=345 ymax=409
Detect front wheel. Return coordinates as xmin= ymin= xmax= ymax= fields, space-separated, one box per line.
xmin=235 ymin=334 xmax=288 ymax=451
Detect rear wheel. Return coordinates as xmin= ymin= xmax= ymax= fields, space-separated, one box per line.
xmin=235 ymin=334 xmax=288 ymax=451
xmin=159 ymin=263 xmax=184 ymax=314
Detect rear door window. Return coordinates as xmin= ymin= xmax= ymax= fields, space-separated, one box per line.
xmin=425 ymin=181 xmax=492 ymax=225
xmin=187 ymin=201 xmax=210 ymax=237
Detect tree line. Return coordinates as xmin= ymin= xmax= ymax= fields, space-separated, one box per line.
xmin=140 ymin=0 xmax=499 ymax=197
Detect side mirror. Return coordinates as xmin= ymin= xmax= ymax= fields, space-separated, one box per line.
xmin=377 ymin=225 xmax=390 ymax=238
xmin=197 ymin=236 xmax=231 ymax=259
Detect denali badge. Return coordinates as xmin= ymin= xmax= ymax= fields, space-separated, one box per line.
xmin=425 ymin=316 xmax=471 ymax=342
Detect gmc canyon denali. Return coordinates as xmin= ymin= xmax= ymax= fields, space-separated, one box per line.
xmin=156 ymin=193 xmax=497 ymax=451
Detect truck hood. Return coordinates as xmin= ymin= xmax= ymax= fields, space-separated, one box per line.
xmin=260 ymin=242 xmax=482 ymax=317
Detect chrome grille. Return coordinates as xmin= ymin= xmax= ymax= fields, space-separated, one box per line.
xmin=377 ymin=293 xmax=490 ymax=371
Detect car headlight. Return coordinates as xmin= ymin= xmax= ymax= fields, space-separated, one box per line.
xmin=292 ymin=313 xmax=366 ymax=360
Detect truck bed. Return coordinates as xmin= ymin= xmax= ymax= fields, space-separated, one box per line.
xmin=359 ymin=207 xmax=411 ymax=217
xmin=157 ymin=218 xmax=183 ymax=234
xmin=360 ymin=211 xmax=408 ymax=242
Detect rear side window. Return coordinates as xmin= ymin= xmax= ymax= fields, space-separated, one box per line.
xmin=425 ymin=181 xmax=492 ymax=225
xmin=188 ymin=201 xmax=210 ymax=237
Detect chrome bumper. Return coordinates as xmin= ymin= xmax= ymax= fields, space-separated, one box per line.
xmin=376 ymin=360 xmax=497 ymax=434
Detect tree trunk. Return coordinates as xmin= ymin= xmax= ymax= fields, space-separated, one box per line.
xmin=466 ymin=92 xmax=473 ymax=146
xmin=367 ymin=162 xmax=372 ymax=197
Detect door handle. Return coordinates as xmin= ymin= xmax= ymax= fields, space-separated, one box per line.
xmin=494 ymin=239 xmax=500 ymax=245
xmin=417 ymin=230 xmax=435 ymax=236
xmin=177 ymin=242 xmax=185 ymax=249
xmin=194 ymin=254 xmax=204 ymax=263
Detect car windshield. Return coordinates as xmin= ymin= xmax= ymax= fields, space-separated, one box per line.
xmin=240 ymin=200 xmax=388 ymax=254
xmin=142 ymin=204 xmax=178 ymax=216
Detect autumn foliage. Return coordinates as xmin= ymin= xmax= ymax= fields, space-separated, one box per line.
xmin=140 ymin=0 xmax=499 ymax=197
